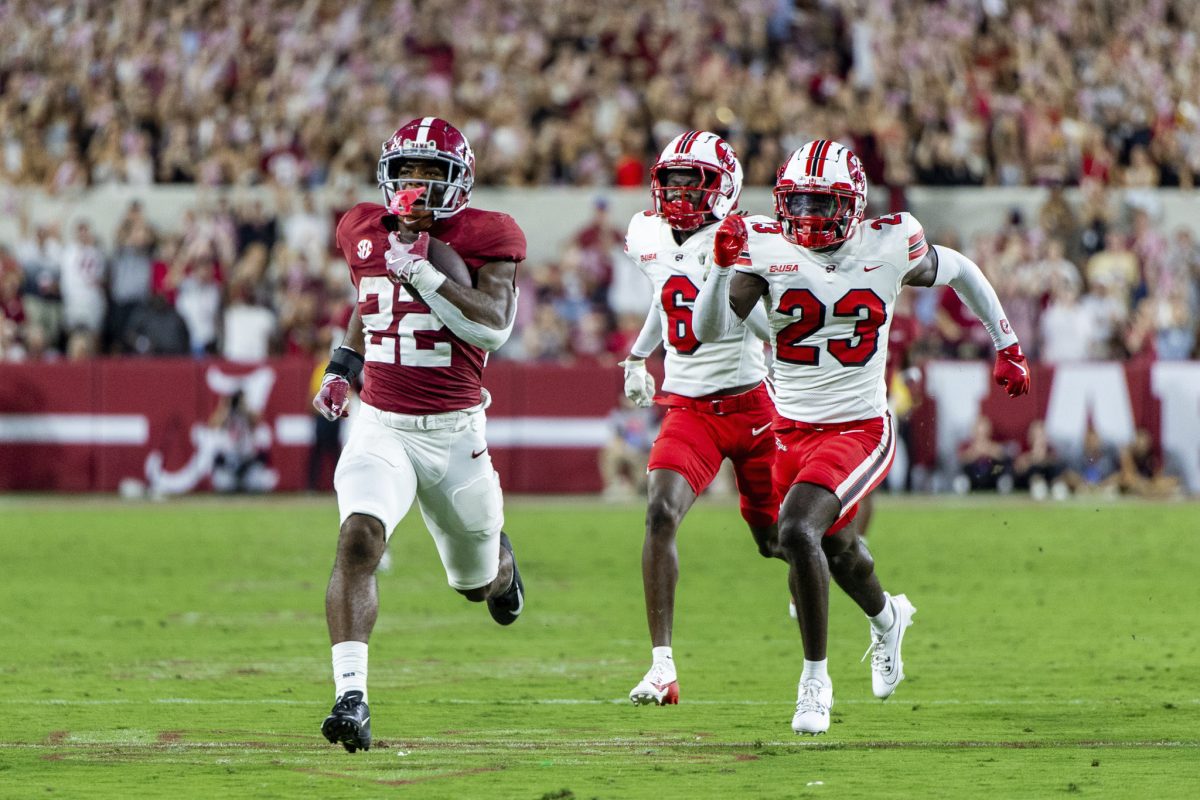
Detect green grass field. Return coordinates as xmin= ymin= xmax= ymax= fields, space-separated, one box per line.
xmin=1 ymin=495 xmax=1198 ymax=799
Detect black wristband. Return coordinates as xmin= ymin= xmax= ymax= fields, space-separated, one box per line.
xmin=325 ymin=346 xmax=365 ymax=381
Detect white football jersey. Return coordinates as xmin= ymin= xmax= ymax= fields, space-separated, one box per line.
xmin=625 ymin=211 xmax=768 ymax=396
xmin=738 ymin=212 xmax=929 ymax=423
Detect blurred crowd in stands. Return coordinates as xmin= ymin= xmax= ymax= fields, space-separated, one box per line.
xmin=3 ymin=0 xmax=1199 ymax=500
xmin=3 ymin=180 xmax=1197 ymax=368
xmin=2 ymin=0 xmax=1200 ymax=192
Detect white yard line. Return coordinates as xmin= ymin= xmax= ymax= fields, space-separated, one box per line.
xmin=4 ymin=697 xmax=1198 ymax=707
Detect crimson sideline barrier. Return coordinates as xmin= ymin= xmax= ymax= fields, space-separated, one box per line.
xmin=2 ymin=359 xmax=1198 ymax=494
xmin=0 ymin=359 xmax=621 ymax=494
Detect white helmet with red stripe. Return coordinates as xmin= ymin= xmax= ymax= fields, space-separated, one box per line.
xmin=774 ymin=140 xmax=867 ymax=249
xmin=650 ymin=131 xmax=743 ymax=231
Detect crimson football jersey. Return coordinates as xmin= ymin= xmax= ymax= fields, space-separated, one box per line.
xmin=335 ymin=203 xmax=526 ymax=414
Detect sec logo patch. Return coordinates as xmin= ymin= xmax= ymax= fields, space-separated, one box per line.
xmin=357 ymin=239 xmax=372 ymax=260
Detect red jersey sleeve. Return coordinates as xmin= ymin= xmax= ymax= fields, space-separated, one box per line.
xmin=334 ymin=203 xmax=385 ymax=267
xmin=473 ymin=213 xmax=527 ymax=263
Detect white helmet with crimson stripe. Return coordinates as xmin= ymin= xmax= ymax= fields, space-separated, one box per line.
xmin=650 ymin=131 xmax=743 ymax=231
xmin=774 ymin=140 xmax=868 ymax=249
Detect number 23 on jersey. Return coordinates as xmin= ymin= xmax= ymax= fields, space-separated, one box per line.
xmin=775 ymin=288 xmax=886 ymax=368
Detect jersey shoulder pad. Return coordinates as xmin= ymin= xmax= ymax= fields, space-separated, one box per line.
xmin=743 ymin=213 xmax=778 ymax=230
xmin=335 ymin=202 xmax=387 ymax=258
xmin=901 ymin=212 xmax=930 ymax=265
xmin=739 ymin=215 xmax=786 ymax=277
xmin=859 ymin=211 xmax=928 ymax=269
xmin=624 ymin=211 xmax=660 ymax=265
xmin=453 ymin=208 xmax=527 ymax=263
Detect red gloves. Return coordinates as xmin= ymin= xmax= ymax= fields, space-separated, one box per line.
xmin=994 ymin=343 xmax=1030 ymax=398
xmin=712 ymin=215 xmax=747 ymax=268
xmin=313 ymin=374 xmax=351 ymax=420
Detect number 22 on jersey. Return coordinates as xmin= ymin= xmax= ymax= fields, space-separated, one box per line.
xmin=358 ymin=275 xmax=452 ymax=367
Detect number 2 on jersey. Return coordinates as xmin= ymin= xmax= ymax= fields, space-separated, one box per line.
xmin=775 ymin=288 xmax=886 ymax=367
xmin=358 ymin=276 xmax=453 ymax=367
xmin=662 ymin=275 xmax=702 ymax=354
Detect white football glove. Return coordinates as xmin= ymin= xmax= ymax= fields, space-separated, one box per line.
xmin=619 ymin=358 xmax=655 ymax=408
xmin=384 ymin=231 xmax=430 ymax=282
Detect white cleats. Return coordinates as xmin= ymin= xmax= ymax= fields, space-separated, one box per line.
xmin=863 ymin=592 xmax=916 ymax=699
xmin=629 ymin=660 xmax=679 ymax=706
xmin=791 ymin=679 xmax=833 ymax=735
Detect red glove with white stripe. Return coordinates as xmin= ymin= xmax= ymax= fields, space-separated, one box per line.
xmin=712 ymin=215 xmax=747 ymax=268
xmin=993 ymin=343 xmax=1030 ymax=398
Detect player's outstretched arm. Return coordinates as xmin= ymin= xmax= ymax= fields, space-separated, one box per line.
xmin=906 ymin=245 xmax=1030 ymax=397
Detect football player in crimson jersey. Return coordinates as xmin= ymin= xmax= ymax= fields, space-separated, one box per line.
xmin=314 ymin=117 xmax=527 ymax=753
xmin=620 ymin=131 xmax=786 ymax=707
xmin=695 ymin=140 xmax=1030 ymax=735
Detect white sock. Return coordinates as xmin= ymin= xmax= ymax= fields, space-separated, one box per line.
xmin=870 ymin=594 xmax=895 ymax=635
xmin=652 ymin=646 xmax=673 ymax=664
xmin=332 ymin=641 xmax=368 ymax=702
xmin=801 ymin=658 xmax=829 ymax=686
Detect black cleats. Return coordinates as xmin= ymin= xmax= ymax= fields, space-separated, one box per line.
xmin=322 ymin=691 xmax=371 ymax=753
xmin=487 ymin=532 xmax=524 ymax=626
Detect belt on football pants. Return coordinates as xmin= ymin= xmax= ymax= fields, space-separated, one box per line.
xmin=365 ymin=390 xmax=490 ymax=431
xmin=655 ymin=383 xmax=769 ymax=416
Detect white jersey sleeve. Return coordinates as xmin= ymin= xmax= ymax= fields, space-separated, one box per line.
xmin=625 ymin=212 xmax=768 ymax=397
xmin=623 ymin=211 xmax=649 ymax=263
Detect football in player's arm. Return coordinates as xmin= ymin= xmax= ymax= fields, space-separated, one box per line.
xmin=313 ymin=117 xmax=526 ymax=754
xmin=693 ymin=140 xmax=1028 ymax=736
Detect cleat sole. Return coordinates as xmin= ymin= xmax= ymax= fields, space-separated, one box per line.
xmin=629 ymin=681 xmax=679 ymax=706
xmin=322 ymin=718 xmax=370 ymax=753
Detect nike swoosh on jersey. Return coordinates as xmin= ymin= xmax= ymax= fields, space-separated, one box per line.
xmin=471 ymin=448 xmax=487 ymax=459
xmin=751 ymin=423 xmax=771 ymax=436
xmin=864 ymin=264 xmax=885 ymax=272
